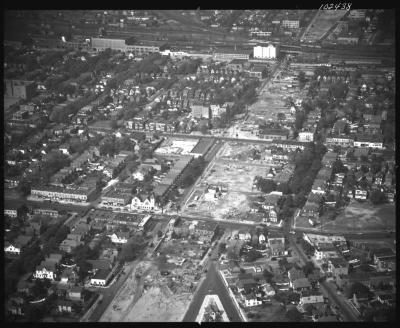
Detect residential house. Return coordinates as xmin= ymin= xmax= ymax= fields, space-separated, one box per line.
xmin=373 ymin=248 xmax=396 ymax=272
xmin=315 ymin=244 xmax=339 ymax=261
xmin=328 ymin=257 xmax=349 ymax=279
xmin=131 ymin=194 xmax=157 ymax=211
xmin=67 ymin=286 xmax=83 ymax=301
xmin=274 ymin=275 xmax=290 ymax=291
xmin=299 ymin=291 xmax=324 ymax=305
xmin=311 ymin=179 xmax=326 ymax=195
xmin=90 ymin=268 xmax=113 ymax=286
xmin=57 ymin=300 xmax=73 ymax=313
xmin=288 ymin=267 xmax=305 ymax=282
xmin=109 ymin=231 xmax=130 ymax=244
xmin=59 ymin=238 xmax=82 ymax=253
xmin=243 ymin=293 xmax=262 ymax=307
xmin=60 ymin=267 xmax=77 ymax=284
xmin=292 ymin=278 xmax=312 ymax=292
xmin=34 ymin=260 xmax=56 ymax=280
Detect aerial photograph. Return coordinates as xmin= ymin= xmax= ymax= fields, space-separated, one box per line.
xmin=4 ymin=9 xmax=396 ymax=323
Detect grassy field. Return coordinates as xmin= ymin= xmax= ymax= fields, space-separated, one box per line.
xmin=248 ymin=301 xmax=291 ymax=322
xmin=320 ymin=201 xmax=396 ymax=232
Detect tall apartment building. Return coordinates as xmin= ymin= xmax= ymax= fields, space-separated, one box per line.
xmin=253 ymin=44 xmax=278 ymax=59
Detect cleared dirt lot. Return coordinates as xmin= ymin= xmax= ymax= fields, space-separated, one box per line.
xmin=100 ymin=257 xmax=196 ymax=322
xmin=183 ymin=159 xmax=267 ymax=220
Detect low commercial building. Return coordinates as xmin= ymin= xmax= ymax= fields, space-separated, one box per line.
xmin=31 ymin=185 xmax=97 ymax=203
xmin=101 ymin=189 xmax=132 ymax=207
xmin=259 ymin=128 xmax=288 ymax=140
xmin=354 ymin=134 xmax=384 ymax=149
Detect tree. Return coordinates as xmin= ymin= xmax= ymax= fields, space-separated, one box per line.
xmin=369 ymin=190 xmax=386 ymax=205
xmin=345 ymin=282 xmax=371 ymax=299
xmin=219 ymin=242 xmax=227 ymax=254
xmin=298 ymin=71 xmax=306 ymax=89
xmin=257 ymin=178 xmax=276 ymax=193
xmin=294 ymin=110 xmax=306 ymax=130
xmin=332 ymin=159 xmax=347 ymax=175
xmin=286 ymin=307 xmax=303 ymax=321
xmin=245 ymin=249 xmax=262 ymax=262
xmin=303 ymin=261 xmax=315 ymax=276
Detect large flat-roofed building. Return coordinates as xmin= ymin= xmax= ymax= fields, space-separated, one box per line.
xmin=259 ymin=128 xmax=288 ymax=140
xmin=91 ymin=37 xmax=166 ymax=55
xmin=4 ymin=80 xmax=36 ymax=100
xmin=214 ymin=49 xmax=250 ymax=62
xmin=101 ymin=189 xmax=132 ymax=207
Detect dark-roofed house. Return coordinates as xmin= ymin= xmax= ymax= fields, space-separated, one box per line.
xmin=288 ymin=267 xmax=305 ymax=282
xmin=292 ymin=277 xmax=312 ymax=292
xmin=87 ymin=259 xmax=113 ymax=271
xmin=328 ymin=257 xmax=349 ymax=279
xmin=90 ymin=268 xmax=113 ymax=286
xmin=67 ymin=286 xmax=83 ymax=301
xmin=311 ymin=179 xmax=326 ymax=195
xmin=373 ymin=248 xmax=396 ymax=272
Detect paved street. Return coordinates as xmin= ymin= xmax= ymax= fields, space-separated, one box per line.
xmin=182 ymin=262 xmax=242 ymax=322
xmin=288 ymin=235 xmax=360 ymax=322
xmin=87 ymin=261 xmax=138 ymax=322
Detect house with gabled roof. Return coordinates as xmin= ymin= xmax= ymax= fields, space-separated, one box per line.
xmin=34 ymin=260 xmax=57 ymax=280
xmin=131 ymin=193 xmax=157 ymax=212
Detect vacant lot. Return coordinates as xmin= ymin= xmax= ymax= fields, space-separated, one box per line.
xmin=302 ymin=10 xmax=347 ymax=42
xmin=122 ymin=286 xmax=192 ymax=322
xmin=247 ymin=300 xmax=291 ymax=322
xmin=203 ymin=161 xmax=266 ymax=193
xmin=183 ymin=161 xmax=266 ymax=220
xmin=321 ymin=201 xmax=396 ymax=232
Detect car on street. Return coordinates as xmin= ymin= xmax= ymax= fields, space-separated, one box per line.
xmin=289 ymin=231 xmax=296 ymax=234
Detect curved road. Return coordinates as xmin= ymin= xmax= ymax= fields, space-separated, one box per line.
xmin=182 ymin=262 xmax=242 ymax=322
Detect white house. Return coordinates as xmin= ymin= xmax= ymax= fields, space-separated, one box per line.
xmin=298 ymin=131 xmax=314 ymax=142
xmin=243 ymin=293 xmax=263 ymax=307
xmin=109 ymin=232 xmax=129 ymax=244
xmin=263 ymin=284 xmax=276 ymax=297
xmin=90 ymin=269 xmax=113 ymax=286
xmin=131 ymin=194 xmax=156 ymax=211
xmin=4 ymin=243 xmax=21 ymax=256
xmin=354 ymin=189 xmax=367 ymax=200
xmin=34 ymin=261 xmax=56 ymax=281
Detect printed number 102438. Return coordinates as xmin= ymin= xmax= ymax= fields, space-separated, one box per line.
xmin=319 ymin=3 xmax=352 ymax=10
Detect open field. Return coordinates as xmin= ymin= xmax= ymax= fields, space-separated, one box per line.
xmin=296 ymin=200 xmax=396 ymax=232
xmin=248 ymin=300 xmax=291 ymax=322
xmin=320 ymin=201 xmax=396 ymax=232
xmin=302 ymin=10 xmax=347 ymax=42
